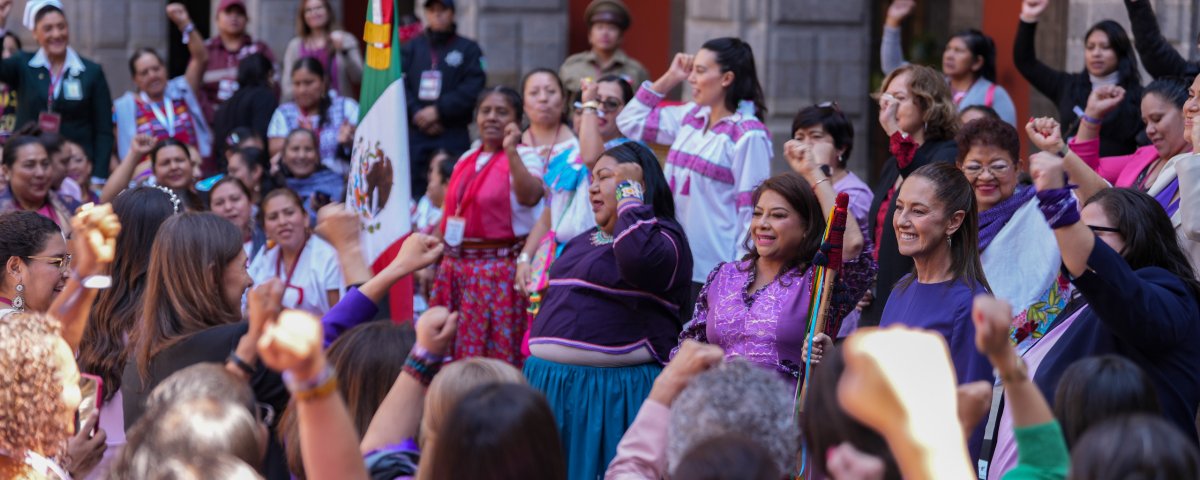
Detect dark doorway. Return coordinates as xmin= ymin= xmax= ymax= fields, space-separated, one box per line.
xmin=168 ymin=0 xmax=212 ymax=78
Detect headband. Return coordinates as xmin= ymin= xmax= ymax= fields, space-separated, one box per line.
xmin=153 ymin=186 xmax=184 ymax=213
xmin=23 ymin=0 xmax=64 ymax=31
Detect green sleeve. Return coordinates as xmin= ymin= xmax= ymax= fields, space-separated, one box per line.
xmin=1002 ymin=421 xmax=1070 ymax=480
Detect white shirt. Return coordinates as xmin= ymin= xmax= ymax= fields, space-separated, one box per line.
xmin=248 ymin=236 xmax=343 ymax=316
xmin=617 ymin=81 xmax=773 ymax=283
xmin=518 ymin=137 xmax=594 ymax=242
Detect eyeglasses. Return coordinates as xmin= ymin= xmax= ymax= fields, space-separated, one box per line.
xmin=25 ymin=254 xmax=72 ymax=272
xmin=1088 ymin=225 xmax=1121 ymax=234
xmin=255 ymin=402 xmax=276 ymax=426
xmin=961 ymin=163 xmax=1013 ymax=177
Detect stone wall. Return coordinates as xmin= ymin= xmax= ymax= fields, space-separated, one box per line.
xmin=452 ymin=0 xmax=569 ymax=89
xmin=1066 ymin=0 xmax=1197 ymax=76
xmin=684 ymin=0 xmax=873 ymax=178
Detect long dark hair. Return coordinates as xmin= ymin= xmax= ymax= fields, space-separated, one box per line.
xmin=739 ymin=173 xmax=826 ymax=278
xmin=949 ymin=29 xmax=997 ymax=83
xmin=428 ymin=383 xmax=565 ymax=480
xmin=804 ymin=349 xmax=901 ymax=479
xmin=281 ymin=322 xmax=415 ymax=478
xmin=1142 ymin=76 xmax=1191 ymax=109
xmin=230 ymin=145 xmax=276 ymax=195
xmin=1068 ymin=414 xmax=1200 ymax=480
xmin=900 ymin=163 xmax=991 ymax=292
xmin=1085 ymin=20 xmax=1142 ymax=89
xmin=1053 ymin=355 xmax=1160 ymax=447
xmin=601 ymin=142 xmax=674 ymax=220
xmin=292 ymin=57 xmax=333 ymax=130
xmin=134 ymin=213 xmax=245 ymax=384
xmin=1085 ymin=188 xmax=1200 ymax=297
xmin=701 ymin=37 xmax=767 ymax=119
xmin=236 ymin=53 xmax=274 ymax=89
xmin=80 ymin=188 xmax=178 ymax=402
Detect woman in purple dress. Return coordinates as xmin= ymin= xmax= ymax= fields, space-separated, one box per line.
xmin=879 ymin=161 xmax=993 ymax=460
xmin=676 ymin=141 xmax=876 ymax=384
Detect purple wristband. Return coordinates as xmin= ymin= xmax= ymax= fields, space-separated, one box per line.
xmin=1036 ymin=186 xmax=1081 ymax=229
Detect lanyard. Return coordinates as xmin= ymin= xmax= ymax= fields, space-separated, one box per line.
xmin=452 ymin=152 xmax=499 ymax=217
xmin=139 ymin=92 xmax=177 ymax=136
xmin=273 ymin=234 xmax=307 ymax=286
xmin=46 ymin=65 xmax=64 ymax=111
xmin=427 ymin=35 xmax=454 ymax=69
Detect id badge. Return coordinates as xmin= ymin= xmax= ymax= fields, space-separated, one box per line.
xmin=38 ymin=111 xmax=61 ymax=133
xmin=63 ymin=79 xmax=82 ymax=100
xmin=444 ymin=216 xmax=465 ymax=247
xmin=418 ymin=70 xmax=442 ymax=101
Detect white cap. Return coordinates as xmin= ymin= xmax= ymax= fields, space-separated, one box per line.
xmin=23 ymin=0 xmax=64 ymax=31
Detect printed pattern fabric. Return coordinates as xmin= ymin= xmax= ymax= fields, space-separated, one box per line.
xmin=431 ymin=255 xmax=529 ymax=367
xmin=134 ymin=98 xmax=197 ymax=148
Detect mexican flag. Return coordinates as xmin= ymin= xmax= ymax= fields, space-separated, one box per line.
xmin=349 ymin=0 xmax=413 ymax=322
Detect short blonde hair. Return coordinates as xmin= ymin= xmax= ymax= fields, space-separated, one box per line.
xmin=878 ymin=64 xmax=959 ymax=142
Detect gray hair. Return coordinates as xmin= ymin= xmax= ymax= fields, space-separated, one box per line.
xmin=667 ymin=359 xmax=799 ymax=473
xmin=147 ymin=363 xmax=256 ymax=416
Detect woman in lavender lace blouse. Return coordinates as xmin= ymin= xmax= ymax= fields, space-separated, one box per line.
xmin=675 ymin=145 xmax=876 ymax=384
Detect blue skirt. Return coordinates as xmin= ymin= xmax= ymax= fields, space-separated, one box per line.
xmin=524 ymin=356 xmax=662 ymax=480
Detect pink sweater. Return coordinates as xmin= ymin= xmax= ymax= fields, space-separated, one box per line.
xmin=1069 ymin=137 xmax=1158 ymax=188
xmin=605 ymin=400 xmax=671 ymax=479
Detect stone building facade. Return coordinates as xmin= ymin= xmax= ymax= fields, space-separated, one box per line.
xmin=7 ymin=0 xmax=1200 ymax=179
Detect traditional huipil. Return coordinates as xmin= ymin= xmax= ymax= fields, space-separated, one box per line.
xmin=525 ymin=194 xmax=692 ymax=480
xmin=677 ymin=252 xmax=876 ymax=384
xmin=431 ymin=146 xmax=542 ymax=365
xmin=521 ymin=137 xmax=593 ymax=243
xmin=114 ymin=77 xmax=211 ymax=159
xmin=617 ymin=82 xmax=772 ymax=290
xmin=267 ymin=92 xmax=360 ymax=175
xmin=977 ymin=185 xmax=1070 ymax=353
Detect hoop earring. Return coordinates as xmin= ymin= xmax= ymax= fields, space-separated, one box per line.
xmin=13 ymin=283 xmax=25 ymax=311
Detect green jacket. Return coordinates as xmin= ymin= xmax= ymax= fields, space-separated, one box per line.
xmin=0 ymin=48 xmax=114 ymax=178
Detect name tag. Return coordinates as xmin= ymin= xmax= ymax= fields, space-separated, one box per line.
xmin=418 ymin=70 xmax=442 ymax=101
xmin=63 ymin=78 xmax=82 ymax=100
xmin=38 ymin=112 xmax=61 ymax=133
xmin=443 ymin=216 xmax=465 ymax=247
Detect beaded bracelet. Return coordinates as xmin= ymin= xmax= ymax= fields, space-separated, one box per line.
xmin=283 ymin=365 xmax=338 ymax=402
xmin=403 ymin=345 xmax=446 ymax=386
xmin=616 ymin=180 xmax=644 ymax=204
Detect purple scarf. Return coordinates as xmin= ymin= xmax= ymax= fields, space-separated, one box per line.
xmin=1155 ymin=177 xmax=1181 ymax=218
xmin=978 ymin=185 xmax=1035 ymax=252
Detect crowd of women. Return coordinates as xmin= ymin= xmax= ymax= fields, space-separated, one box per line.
xmin=2 ymin=0 xmax=1200 ymax=478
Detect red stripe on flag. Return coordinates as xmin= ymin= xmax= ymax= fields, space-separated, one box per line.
xmin=371 ymin=233 xmax=414 ymax=324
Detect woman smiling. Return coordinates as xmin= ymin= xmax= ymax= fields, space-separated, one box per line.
xmin=677 ymin=141 xmax=875 ymax=384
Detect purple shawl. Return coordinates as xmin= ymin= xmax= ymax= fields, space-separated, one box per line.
xmin=978 ymin=185 xmax=1036 ymax=252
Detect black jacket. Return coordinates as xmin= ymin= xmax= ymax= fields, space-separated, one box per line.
xmin=1124 ymin=0 xmax=1200 ymax=79
xmin=860 ymin=137 xmax=958 ymax=327
xmin=401 ymin=26 xmax=486 ymax=131
xmin=1014 ymin=20 xmax=1144 ymax=157
xmin=212 ymin=85 xmax=278 ymax=163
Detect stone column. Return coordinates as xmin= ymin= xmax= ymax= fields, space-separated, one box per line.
xmin=684 ymin=0 xmax=872 ymax=178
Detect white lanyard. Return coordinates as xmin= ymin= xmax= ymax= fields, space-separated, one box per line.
xmin=139 ymin=92 xmax=176 ymax=136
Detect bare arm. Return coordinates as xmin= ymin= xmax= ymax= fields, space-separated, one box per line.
xmin=503 ymin=124 xmax=545 ymax=207
xmin=167 ymin=3 xmax=207 ymax=95
xmin=100 ymin=135 xmax=154 ymax=203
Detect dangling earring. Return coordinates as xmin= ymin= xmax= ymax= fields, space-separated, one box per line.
xmin=947 ymin=235 xmax=952 ymax=248
xmin=12 ymin=283 xmax=25 ymax=311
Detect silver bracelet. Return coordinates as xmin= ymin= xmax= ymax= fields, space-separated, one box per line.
xmin=516 ymin=252 xmax=531 ymax=264
xmin=812 ymin=177 xmax=831 ymax=189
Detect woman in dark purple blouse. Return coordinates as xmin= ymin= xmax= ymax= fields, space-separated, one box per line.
xmin=879 ymin=162 xmax=993 ymax=461
xmin=524 ymin=142 xmax=691 ymax=480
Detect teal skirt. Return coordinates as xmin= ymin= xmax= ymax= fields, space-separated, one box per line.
xmin=524 ymin=356 xmax=662 ymax=480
